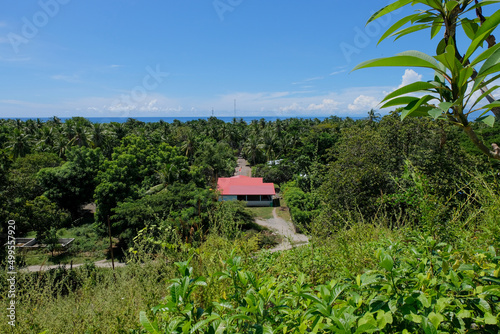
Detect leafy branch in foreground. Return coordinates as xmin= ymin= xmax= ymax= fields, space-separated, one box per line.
xmin=140 ymin=237 xmax=500 ymax=333
xmin=353 ymin=0 xmax=500 ymax=160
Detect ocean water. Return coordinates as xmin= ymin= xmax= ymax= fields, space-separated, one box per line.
xmin=3 ymin=116 xmax=348 ymax=123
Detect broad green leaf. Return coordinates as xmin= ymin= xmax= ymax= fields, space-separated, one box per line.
xmin=445 ymin=0 xmax=459 ymax=12
xmin=434 ymin=45 xmax=458 ymax=74
xmin=435 ymin=298 xmax=451 ymax=313
xmin=481 ymin=101 xmax=500 ymax=113
xmin=476 ymin=115 xmax=495 ymax=127
xmin=468 ymin=85 xmax=499 ymax=110
xmin=400 ymin=95 xmax=435 ymax=120
xmin=404 ymin=313 xmax=422 ymax=323
xmin=478 ymin=47 xmax=500 ymax=76
xmin=354 ymin=323 xmax=379 ymax=334
xmin=468 ymin=0 xmax=500 ymax=12
xmin=393 ymin=24 xmax=430 ymax=41
xmin=381 ymin=81 xmax=437 ymax=102
xmin=438 ymin=101 xmax=453 ymax=111
xmin=457 ymin=66 xmax=474 ymax=88
xmin=376 ymin=310 xmax=393 ymax=329
xmin=457 ymin=309 xmax=472 ymax=318
xmin=470 ymin=42 xmax=500 ymax=67
xmin=189 ymin=315 xmax=220 ymax=334
xmin=368 ymin=0 xmax=413 ymax=25
xmin=464 ymin=8 xmax=500 ymax=62
xmin=378 ymin=14 xmax=420 ymax=44
xmin=381 ymin=96 xmax=420 ymax=108
xmin=140 ymin=311 xmax=160 ymax=334
xmin=461 ymin=18 xmax=479 ymax=40
xmin=428 ymin=312 xmax=444 ymax=329
xmin=436 ymin=38 xmax=447 ymax=55
xmin=299 ymin=292 xmax=324 ymax=304
xmin=474 ymin=298 xmax=492 ymax=313
xmin=477 ymin=63 xmax=500 ymax=78
xmin=421 ymin=316 xmax=438 ymax=334
xmin=353 ymin=53 xmax=441 ymax=72
xmin=428 ymin=108 xmax=443 ymax=119
xmin=417 ymin=293 xmax=431 ymax=308
xmin=484 ymin=312 xmax=498 ymax=325
xmin=263 ymin=324 xmax=273 ymax=334
xmin=380 ymin=252 xmax=394 ymax=271
xmin=430 ymin=18 xmax=443 ymax=39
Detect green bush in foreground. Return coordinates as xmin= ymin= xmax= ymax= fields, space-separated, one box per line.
xmin=141 ymin=236 xmax=500 ymax=333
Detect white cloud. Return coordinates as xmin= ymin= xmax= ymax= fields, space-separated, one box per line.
xmin=307 ymin=99 xmax=339 ymax=111
xmin=330 ymin=69 xmax=347 ymax=76
xmin=0 ymin=85 xmax=395 ymax=118
xmin=398 ymin=69 xmax=422 ymax=88
xmin=304 ymin=76 xmax=324 ymax=82
xmin=348 ymin=95 xmax=379 ymax=112
xmin=51 ymin=74 xmax=80 ymax=83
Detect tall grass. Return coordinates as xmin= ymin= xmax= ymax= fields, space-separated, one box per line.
xmin=0 ymin=255 xmax=175 ymax=333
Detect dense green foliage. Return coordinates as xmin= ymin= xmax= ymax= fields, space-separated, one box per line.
xmin=0 ymin=113 xmax=499 ymax=333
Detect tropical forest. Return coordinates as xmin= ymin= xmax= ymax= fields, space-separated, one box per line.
xmin=1 ymin=0 xmax=500 ymax=333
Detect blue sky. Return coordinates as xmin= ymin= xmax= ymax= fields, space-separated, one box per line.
xmin=0 ymin=1 xmax=494 ymax=118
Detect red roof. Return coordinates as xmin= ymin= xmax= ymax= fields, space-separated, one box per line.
xmin=217 ymin=175 xmax=275 ymax=196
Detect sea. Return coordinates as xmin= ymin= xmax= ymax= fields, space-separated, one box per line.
xmin=2 ymin=116 xmax=353 ymax=124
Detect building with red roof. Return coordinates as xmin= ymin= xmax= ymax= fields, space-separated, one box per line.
xmin=217 ymin=175 xmax=275 ymax=207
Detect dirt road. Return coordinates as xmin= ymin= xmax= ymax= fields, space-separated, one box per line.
xmin=255 ymin=208 xmax=309 ymax=252
xmin=235 ymin=158 xmax=251 ymax=177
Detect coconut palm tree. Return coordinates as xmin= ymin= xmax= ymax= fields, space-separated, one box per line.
xmin=8 ymin=128 xmax=31 ymax=159
xmin=367 ymin=109 xmax=381 ymax=123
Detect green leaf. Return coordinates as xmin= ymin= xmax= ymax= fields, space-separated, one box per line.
xmin=353 ymin=53 xmax=441 ymax=72
xmin=474 ymin=298 xmax=492 ymax=314
xmin=464 ymin=8 xmax=500 ymax=62
xmin=434 ymin=44 xmax=458 ymax=74
xmin=445 ymin=0 xmax=459 ymax=12
xmin=189 ymin=315 xmax=220 ymax=334
xmin=378 ymin=14 xmax=419 ymax=44
xmin=461 ymin=18 xmax=479 ymax=40
xmin=380 ymin=252 xmax=394 ymax=271
xmin=430 ymin=19 xmax=443 ymax=39
xmin=484 ymin=312 xmax=498 ymax=325
xmin=140 ymin=311 xmax=160 ymax=334
xmin=376 ymin=310 xmax=393 ymax=329
xmin=457 ymin=309 xmax=472 ymax=318
xmin=354 ymin=323 xmax=379 ymax=334
xmin=368 ymin=0 xmax=413 ymax=25
xmin=438 ymin=101 xmax=453 ymax=111
xmin=436 ymin=38 xmax=447 ymax=55
xmin=470 ymin=42 xmax=500 ymax=67
xmin=417 ymin=293 xmax=431 ymax=308
xmin=400 ymin=95 xmax=435 ymax=120
xmin=428 ymin=312 xmax=444 ymax=329
xmin=381 ymin=96 xmax=420 ymax=108
xmin=435 ymin=298 xmax=451 ymax=313
xmin=421 ymin=316 xmax=438 ymax=334
xmin=393 ymin=24 xmax=430 ymax=41
xmin=476 ymin=115 xmax=495 ymax=127
xmin=381 ymin=81 xmax=437 ymax=102
xmin=167 ymin=318 xmax=184 ymax=333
